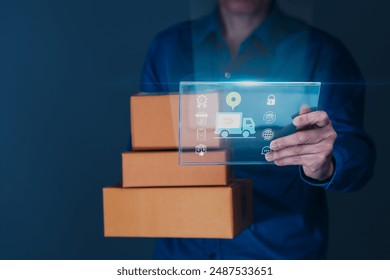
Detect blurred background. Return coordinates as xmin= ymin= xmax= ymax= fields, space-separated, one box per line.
xmin=0 ymin=0 xmax=389 ymax=259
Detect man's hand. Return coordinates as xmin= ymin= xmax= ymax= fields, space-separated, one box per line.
xmin=265 ymin=108 xmax=337 ymax=181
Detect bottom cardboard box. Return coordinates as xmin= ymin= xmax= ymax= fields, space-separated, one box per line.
xmin=103 ymin=180 xmax=252 ymax=239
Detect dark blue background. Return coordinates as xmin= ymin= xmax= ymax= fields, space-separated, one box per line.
xmin=1 ymin=0 xmax=389 ymax=259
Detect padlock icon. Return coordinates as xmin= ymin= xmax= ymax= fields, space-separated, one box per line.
xmin=267 ymin=94 xmax=276 ymax=106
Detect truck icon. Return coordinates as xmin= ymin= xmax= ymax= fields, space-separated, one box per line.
xmin=214 ymin=112 xmax=256 ymax=138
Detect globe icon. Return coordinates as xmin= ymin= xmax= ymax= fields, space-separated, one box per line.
xmin=262 ymin=129 xmax=274 ymax=141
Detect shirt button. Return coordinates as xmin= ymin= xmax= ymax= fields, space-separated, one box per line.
xmin=224 ymin=72 xmax=231 ymax=79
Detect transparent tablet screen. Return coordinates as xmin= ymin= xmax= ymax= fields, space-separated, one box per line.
xmin=179 ymin=82 xmax=320 ymax=165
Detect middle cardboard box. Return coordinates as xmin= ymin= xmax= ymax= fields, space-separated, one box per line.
xmin=122 ymin=150 xmax=231 ymax=187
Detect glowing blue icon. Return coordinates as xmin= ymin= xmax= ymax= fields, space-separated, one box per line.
xmin=267 ymin=94 xmax=276 ymax=106
xmin=196 ymin=128 xmax=206 ymax=141
xmin=195 ymin=111 xmax=208 ymax=126
xmin=195 ymin=144 xmax=207 ymax=156
xmin=261 ymin=146 xmax=271 ymax=155
xmin=261 ymin=128 xmax=274 ymax=141
xmin=196 ymin=95 xmax=208 ymax=109
xmin=263 ymin=111 xmax=276 ymax=124
xmin=214 ymin=112 xmax=255 ymax=138
xmin=226 ymin=91 xmax=241 ymax=110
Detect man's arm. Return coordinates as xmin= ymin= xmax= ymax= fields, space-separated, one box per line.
xmin=265 ymin=37 xmax=376 ymax=191
xmin=266 ymin=107 xmax=336 ymax=182
xmin=140 ymin=36 xmax=169 ymax=93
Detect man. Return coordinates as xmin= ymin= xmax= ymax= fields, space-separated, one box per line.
xmin=140 ymin=0 xmax=375 ymax=259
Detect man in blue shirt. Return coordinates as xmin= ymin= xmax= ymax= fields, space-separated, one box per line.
xmin=140 ymin=0 xmax=375 ymax=259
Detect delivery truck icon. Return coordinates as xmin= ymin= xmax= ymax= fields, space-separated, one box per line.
xmin=214 ymin=112 xmax=256 ymax=138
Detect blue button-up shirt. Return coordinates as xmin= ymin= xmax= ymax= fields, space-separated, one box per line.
xmin=139 ymin=4 xmax=375 ymax=259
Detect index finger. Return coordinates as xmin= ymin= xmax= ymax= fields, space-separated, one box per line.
xmin=292 ymin=110 xmax=331 ymax=129
xmin=270 ymin=129 xmax=323 ymax=151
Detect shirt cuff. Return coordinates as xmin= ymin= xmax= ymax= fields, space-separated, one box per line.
xmin=299 ymin=156 xmax=339 ymax=190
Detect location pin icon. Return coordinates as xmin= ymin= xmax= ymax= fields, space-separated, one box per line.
xmin=226 ymin=91 xmax=241 ymax=110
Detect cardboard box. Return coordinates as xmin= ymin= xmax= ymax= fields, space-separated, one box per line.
xmin=122 ymin=151 xmax=230 ymax=187
xmin=130 ymin=93 xmax=220 ymax=150
xmin=103 ymin=180 xmax=253 ymax=238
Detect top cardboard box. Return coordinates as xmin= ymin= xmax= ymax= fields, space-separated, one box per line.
xmin=130 ymin=93 xmax=220 ymax=150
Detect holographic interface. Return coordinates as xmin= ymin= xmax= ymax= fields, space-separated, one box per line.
xmin=178 ymin=81 xmax=320 ymax=165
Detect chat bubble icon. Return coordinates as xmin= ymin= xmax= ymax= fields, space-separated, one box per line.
xmin=261 ymin=146 xmax=271 ymax=155
xmin=226 ymin=91 xmax=241 ymax=110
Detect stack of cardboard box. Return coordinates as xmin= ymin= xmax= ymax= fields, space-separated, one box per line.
xmin=103 ymin=93 xmax=253 ymax=238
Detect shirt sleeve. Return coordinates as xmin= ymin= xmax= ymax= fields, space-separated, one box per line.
xmin=301 ymin=36 xmax=376 ymax=192
xmin=140 ymin=37 xmax=159 ymax=92
xmin=140 ymin=35 xmax=170 ymax=93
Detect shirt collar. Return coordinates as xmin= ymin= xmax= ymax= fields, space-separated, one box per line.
xmin=251 ymin=3 xmax=288 ymax=52
xmin=191 ymin=6 xmax=221 ymax=47
xmin=191 ymin=2 xmax=288 ymax=52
